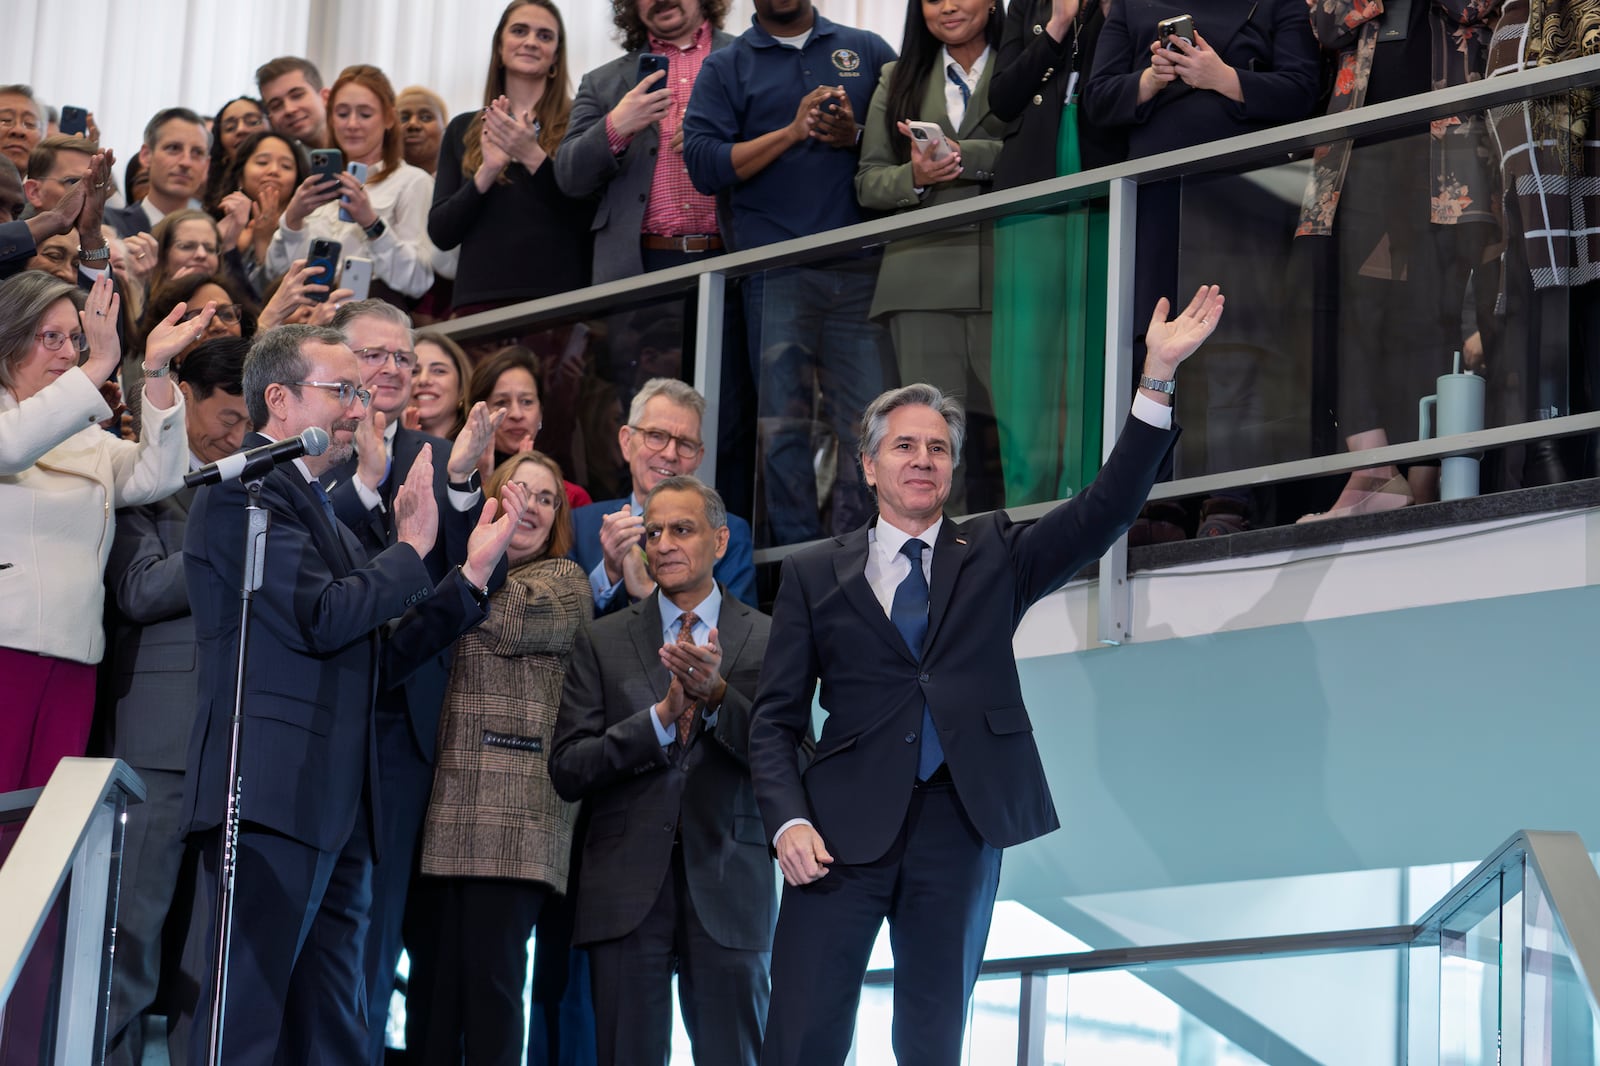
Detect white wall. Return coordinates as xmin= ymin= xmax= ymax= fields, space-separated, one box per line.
xmin=0 ymin=1 xmax=903 ymax=187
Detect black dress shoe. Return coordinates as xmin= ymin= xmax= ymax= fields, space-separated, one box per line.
xmin=1523 ymin=438 xmax=1568 ymax=487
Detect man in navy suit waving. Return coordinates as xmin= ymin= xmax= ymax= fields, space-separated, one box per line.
xmin=750 ymin=286 xmax=1225 ymax=1065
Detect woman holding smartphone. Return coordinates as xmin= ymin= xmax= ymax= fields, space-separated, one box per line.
xmin=855 ymin=0 xmax=1007 ymax=514
xmin=429 ymin=0 xmax=593 ymax=314
xmin=268 ymin=63 xmax=438 ymax=306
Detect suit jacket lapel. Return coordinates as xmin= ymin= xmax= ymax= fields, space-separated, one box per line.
xmin=832 ymin=526 xmax=919 ymax=667
xmin=714 ymin=588 xmax=754 ymax=673
xmin=924 ymin=517 xmax=970 ymax=651
xmin=629 ymin=595 xmax=670 ymax=704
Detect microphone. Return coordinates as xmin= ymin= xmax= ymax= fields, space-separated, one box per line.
xmin=185 ymin=427 xmax=331 ymax=488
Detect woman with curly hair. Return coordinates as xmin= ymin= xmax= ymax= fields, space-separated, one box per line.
xmin=429 ymin=0 xmax=594 ymax=313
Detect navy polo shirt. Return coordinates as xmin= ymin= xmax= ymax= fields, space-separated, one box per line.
xmin=682 ymin=13 xmax=896 ymax=250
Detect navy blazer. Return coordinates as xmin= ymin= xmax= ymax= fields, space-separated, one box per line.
xmin=181 ymin=435 xmax=485 ymax=853
xmin=749 ymin=414 xmax=1178 ymax=865
xmin=322 ymin=423 xmax=484 ymax=760
xmin=570 ymin=496 xmax=757 ymax=615
xmin=105 ymin=202 xmax=152 ymax=239
xmin=549 ymin=588 xmax=778 ymax=951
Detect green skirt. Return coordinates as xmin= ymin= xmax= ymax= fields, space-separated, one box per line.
xmin=991 ymin=101 xmax=1108 ymax=506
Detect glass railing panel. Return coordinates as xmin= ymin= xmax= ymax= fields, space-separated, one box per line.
xmin=1521 ymin=864 xmax=1600 ymax=1062
xmin=739 ymin=193 xmax=1109 ymax=549
xmin=1439 ymin=872 xmax=1506 ymax=1066
xmin=1057 ymin=947 xmax=1407 ymax=1065
xmin=448 ymin=288 xmax=705 ymax=507
xmin=1168 ymin=96 xmax=1585 ymax=528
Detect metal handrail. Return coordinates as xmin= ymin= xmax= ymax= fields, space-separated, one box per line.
xmin=0 ymin=757 xmax=145 ymax=1065
xmin=860 ymin=830 xmax=1600 ymax=987
xmin=428 ymin=54 xmax=1600 ymax=343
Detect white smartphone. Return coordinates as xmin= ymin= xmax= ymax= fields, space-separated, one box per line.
xmin=905 ymin=120 xmax=954 ymax=163
xmin=340 ymin=256 xmax=373 ymax=302
xmin=339 ymin=161 xmax=369 ymax=223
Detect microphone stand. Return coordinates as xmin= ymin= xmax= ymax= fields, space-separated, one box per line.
xmin=205 ymin=475 xmax=269 ymax=1066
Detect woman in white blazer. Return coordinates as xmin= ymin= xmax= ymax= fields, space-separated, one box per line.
xmin=0 ymin=270 xmax=207 ymax=794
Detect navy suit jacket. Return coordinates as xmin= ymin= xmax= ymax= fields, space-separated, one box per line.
xmin=181 ymin=435 xmax=485 ymax=853
xmin=322 ymin=424 xmax=484 ymax=761
xmin=749 ymin=414 xmax=1178 ymax=865
xmin=105 ymin=202 xmax=152 ymax=239
xmin=570 ymin=495 xmax=757 ymax=615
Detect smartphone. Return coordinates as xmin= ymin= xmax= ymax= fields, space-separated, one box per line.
xmin=60 ymin=106 xmax=88 ymax=137
xmin=306 ymin=239 xmax=342 ymax=303
xmin=340 ymin=256 xmax=373 ymax=302
xmin=905 ymin=120 xmax=954 ymax=163
xmin=637 ymin=53 xmax=670 ymax=88
xmin=1157 ymin=14 xmax=1195 ymax=48
xmin=309 ymin=148 xmax=344 ymax=190
xmin=339 ymin=161 xmax=368 ymax=224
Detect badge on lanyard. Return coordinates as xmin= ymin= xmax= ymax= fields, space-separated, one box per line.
xmin=1065 ymin=70 xmax=1080 ymax=106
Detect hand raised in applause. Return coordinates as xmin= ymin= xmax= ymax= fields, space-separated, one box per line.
xmin=462 ymin=478 xmax=529 ymax=588
xmin=598 ymin=501 xmax=646 ymax=586
xmin=394 ymin=443 xmax=440 ymax=559
xmin=449 ymin=401 xmax=505 ymax=484
xmin=1142 ymin=284 xmax=1224 ymax=380
xmin=659 ymin=626 xmax=724 ymax=704
xmin=355 ymin=408 xmax=389 ymax=492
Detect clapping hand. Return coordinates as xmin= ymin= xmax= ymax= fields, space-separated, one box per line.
xmin=78 ymin=274 xmax=122 ymax=385
xmin=659 ymin=626 xmax=724 ymax=704
xmin=448 ymin=401 xmax=505 ymax=483
xmin=394 ymin=443 xmax=441 ymax=559
xmin=461 ymin=478 xmax=529 ymax=588
xmin=807 ymin=87 xmax=859 ymax=148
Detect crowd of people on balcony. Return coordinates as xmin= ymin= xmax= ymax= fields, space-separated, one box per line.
xmin=0 ymin=0 xmax=1594 ymax=1061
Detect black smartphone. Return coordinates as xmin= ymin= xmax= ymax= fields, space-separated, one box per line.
xmin=637 ymin=53 xmax=670 ymax=88
xmin=1157 ymin=14 xmax=1196 ymax=48
xmin=309 ymin=148 xmax=344 ymax=189
xmin=60 ymin=106 xmax=88 ymax=137
xmin=306 ymin=239 xmax=342 ymax=302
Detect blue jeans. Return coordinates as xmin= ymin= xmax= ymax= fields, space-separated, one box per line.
xmin=744 ymin=263 xmax=892 ymax=545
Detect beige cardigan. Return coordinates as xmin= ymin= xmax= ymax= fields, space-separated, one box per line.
xmin=420 ymin=555 xmax=590 ymax=886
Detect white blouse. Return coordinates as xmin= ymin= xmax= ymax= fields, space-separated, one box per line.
xmin=267 ymin=159 xmax=439 ymax=299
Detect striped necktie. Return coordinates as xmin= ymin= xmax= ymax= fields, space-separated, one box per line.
xmin=675 ymin=611 xmax=699 ymax=746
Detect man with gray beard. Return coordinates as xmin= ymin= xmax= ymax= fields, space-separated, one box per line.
xmin=176 ymin=325 xmax=526 ymax=1064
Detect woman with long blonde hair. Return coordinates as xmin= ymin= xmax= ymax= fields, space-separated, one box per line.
xmin=428 ymin=0 xmax=594 ymax=314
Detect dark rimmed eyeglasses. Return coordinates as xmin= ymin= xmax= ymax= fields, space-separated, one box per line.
xmin=287 ymin=380 xmax=372 ymax=407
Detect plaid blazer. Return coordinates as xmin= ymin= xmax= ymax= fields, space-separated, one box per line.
xmin=419 ymin=556 xmax=591 ymax=887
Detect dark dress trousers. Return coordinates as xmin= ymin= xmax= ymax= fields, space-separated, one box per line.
xmin=549 ymin=588 xmax=780 ymax=1066
xmin=179 ymin=434 xmax=485 ymax=1066
xmin=749 ymin=413 xmax=1179 ymax=1065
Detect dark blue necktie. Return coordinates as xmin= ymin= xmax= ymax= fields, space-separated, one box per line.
xmin=312 ymin=481 xmax=338 ymax=528
xmin=947 ymin=65 xmax=972 ymax=112
xmin=891 ymin=539 xmax=944 ymax=780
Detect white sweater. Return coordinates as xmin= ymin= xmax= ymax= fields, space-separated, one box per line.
xmin=267 ymin=160 xmax=439 ymax=299
xmin=0 ymin=368 xmax=187 ymax=664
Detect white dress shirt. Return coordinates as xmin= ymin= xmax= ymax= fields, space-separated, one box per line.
xmin=941 ymin=46 xmax=990 ymax=130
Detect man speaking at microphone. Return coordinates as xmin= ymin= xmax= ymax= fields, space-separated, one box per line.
xmin=177 ymin=324 xmax=528 ymax=1065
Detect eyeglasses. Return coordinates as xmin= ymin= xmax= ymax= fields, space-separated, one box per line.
xmin=172 ymin=240 xmax=220 ymax=257
xmin=628 ymin=424 xmax=702 ymax=459
xmin=221 ymin=112 xmax=265 ymax=134
xmin=0 ymin=112 xmax=40 ymax=133
xmin=353 ymin=347 xmax=417 ymax=372
xmin=288 ymin=380 xmax=372 ymax=407
xmin=180 ymin=303 xmax=241 ymax=326
xmin=35 ymin=330 xmax=89 ymax=354
xmin=42 ymin=174 xmax=82 ymax=187
xmin=526 ymin=491 xmax=558 ymax=509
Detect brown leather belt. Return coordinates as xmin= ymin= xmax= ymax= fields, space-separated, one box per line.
xmin=641 ymin=233 xmax=724 ymax=252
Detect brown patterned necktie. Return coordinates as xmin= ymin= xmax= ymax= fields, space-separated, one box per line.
xmin=675 ymin=611 xmax=699 ymax=746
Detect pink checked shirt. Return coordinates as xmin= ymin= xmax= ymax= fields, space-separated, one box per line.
xmin=605 ymin=21 xmax=721 ymax=238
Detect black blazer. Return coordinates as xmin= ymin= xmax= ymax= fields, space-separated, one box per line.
xmin=1080 ymin=0 xmax=1321 ymax=158
xmin=549 ymin=588 xmax=780 ymax=952
xmin=749 ymin=415 xmax=1177 ymax=866
xmin=991 ymin=0 xmax=1127 ymax=190
xmin=181 ymin=435 xmax=485 ymax=853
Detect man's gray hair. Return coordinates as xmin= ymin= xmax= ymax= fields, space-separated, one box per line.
xmin=331 ymin=298 xmax=415 ymax=345
xmin=858 ymin=383 xmax=966 ymax=467
xmin=628 ymin=377 xmax=704 ymax=427
xmin=242 ymin=325 xmax=345 ymax=429
xmin=644 ymin=475 xmax=727 ymax=531
xmin=0 ymin=85 xmax=38 ymax=107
